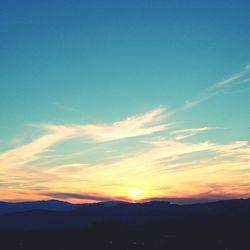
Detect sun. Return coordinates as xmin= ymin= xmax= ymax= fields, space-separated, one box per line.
xmin=128 ymin=187 xmax=144 ymax=202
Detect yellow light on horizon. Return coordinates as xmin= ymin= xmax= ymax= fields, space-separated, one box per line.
xmin=128 ymin=187 xmax=144 ymax=202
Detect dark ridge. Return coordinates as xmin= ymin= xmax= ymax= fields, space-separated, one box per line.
xmin=0 ymin=198 xmax=249 ymax=230
xmin=0 ymin=199 xmax=249 ymax=249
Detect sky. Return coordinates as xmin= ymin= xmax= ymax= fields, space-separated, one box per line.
xmin=0 ymin=0 xmax=250 ymax=204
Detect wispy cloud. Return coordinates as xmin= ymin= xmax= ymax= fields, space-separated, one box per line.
xmin=41 ymin=106 xmax=167 ymax=142
xmin=171 ymin=127 xmax=209 ymax=140
xmin=53 ymin=102 xmax=85 ymax=115
xmin=42 ymin=192 xmax=112 ymax=202
xmin=0 ymin=107 xmax=168 ymax=171
xmin=0 ymin=134 xmax=249 ymax=202
xmin=0 ymin=130 xmax=75 ymax=169
xmin=35 ymin=137 xmax=249 ymax=203
xmin=176 ymin=63 xmax=250 ymax=112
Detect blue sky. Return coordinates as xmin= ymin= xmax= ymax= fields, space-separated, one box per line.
xmin=0 ymin=1 xmax=249 ymax=203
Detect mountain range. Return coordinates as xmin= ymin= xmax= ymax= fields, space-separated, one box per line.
xmin=0 ymin=198 xmax=249 ymax=230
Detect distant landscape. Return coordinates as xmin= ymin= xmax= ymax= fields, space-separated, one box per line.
xmin=1 ymin=1 xmax=250 ymax=249
xmin=0 ymin=199 xmax=249 ymax=249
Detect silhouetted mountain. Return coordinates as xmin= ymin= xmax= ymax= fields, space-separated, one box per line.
xmin=0 ymin=199 xmax=249 ymax=249
xmin=0 ymin=200 xmax=125 ymax=215
xmin=0 ymin=199 xmax=249 ymax=230
xmin=0 ymin=200 xmax=81 ymax=214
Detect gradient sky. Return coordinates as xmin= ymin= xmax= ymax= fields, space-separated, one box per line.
xmin=0 ymin=0 xmax=250 ymax=204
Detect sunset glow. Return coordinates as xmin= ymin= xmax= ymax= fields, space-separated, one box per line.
xmin=0 ymin=1 xmax=249 ymax=205
xmin=128 ymin=188 xmax=145 ymax=202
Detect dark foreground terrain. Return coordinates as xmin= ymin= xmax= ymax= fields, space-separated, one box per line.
xmin=0 ymin=223 xmax=249 ymax=250
xmin=0 ymin=199 xmax=249 ymax=250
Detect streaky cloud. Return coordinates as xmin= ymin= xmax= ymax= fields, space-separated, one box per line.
xmin=0 ymin=131 xmax=75 ymax=169
xmin=41 ymin=106 xmax=168 ymax=142
xmin=42 ymin=192 xmax=112 ymax=202
xmin=175 ymin=63 xmax=250 ymax=112
xmin=0 ymin=106 xmax=168 ymax=173
xmin=171 ymin=127 xmax=209 ymax=140
xmin=0 ymin=137 xmax=249 ymax=202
